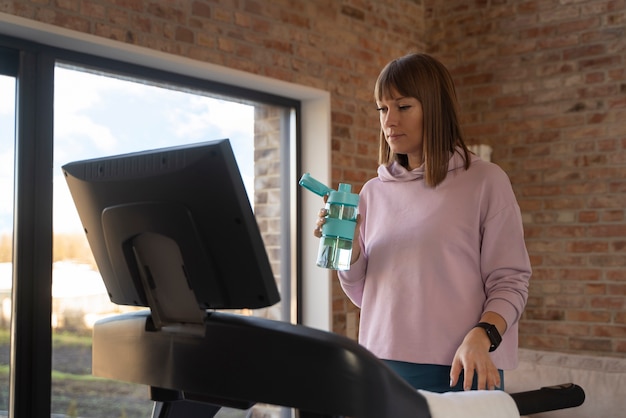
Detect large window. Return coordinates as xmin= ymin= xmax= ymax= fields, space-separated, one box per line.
xmin=1 ymin=35 xmax=299 ymax=418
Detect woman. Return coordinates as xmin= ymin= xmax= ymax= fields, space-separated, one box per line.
xmin=316 ymin=53 xmax=531 ymax=393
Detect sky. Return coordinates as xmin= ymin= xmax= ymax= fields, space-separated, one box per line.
xmin=0 ymin=66 xmax=255 ymax=235
xmin=0 ymin=75 xmax=14 ymax=234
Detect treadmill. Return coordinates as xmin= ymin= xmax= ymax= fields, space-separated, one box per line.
xmin=61 ymin=140 xmax=585 ymax=417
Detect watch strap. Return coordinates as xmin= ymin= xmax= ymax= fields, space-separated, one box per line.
xmin=475 ymin=322 xmax=502 ymax=352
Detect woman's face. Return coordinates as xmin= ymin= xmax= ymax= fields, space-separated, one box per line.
xmin=376 ymin=88 xmax=424 ymax=169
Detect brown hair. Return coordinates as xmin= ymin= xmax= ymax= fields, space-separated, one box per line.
xmin=374 ymin=53 xmax=470 ymax=187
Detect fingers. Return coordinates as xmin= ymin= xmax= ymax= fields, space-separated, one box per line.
xmin=475 ymin=362 xmax=501 ymax=390
xmin=489 ymin=368 xmax=501 ymax=390
xmin=468 ymin=365 xmax=483 ymax=391
xmin=449 ymin=358 xmax=462 ymax=388
xmin=464 ymin=366 xmax=501 ymax=391
xmin=313 ymin=208 xmax=327 ymax=237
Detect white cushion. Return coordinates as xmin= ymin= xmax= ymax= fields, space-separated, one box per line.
xmin=418 ymin=389 xmax=519 ymax=418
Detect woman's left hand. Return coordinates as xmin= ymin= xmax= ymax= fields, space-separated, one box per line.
xmin=450 ymin=312 xmax=507 ymax=390
xmin=449 ymin=327 xmax=501 ymax=390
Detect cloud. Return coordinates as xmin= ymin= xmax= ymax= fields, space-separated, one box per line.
xmin=0 ymin=75 xmax=15 ymax=115
xmin=169 ymin=97 xmax=254 ymax=140
xmin=0 ymin=76 xmax=16 ymax=232
xmin=3 ymin=66 xmax=259 ymax=234
xmin=53 ymin=67 xmax=148 ymax=156
xmin=53 ymin=174 xmax=84 ymax=233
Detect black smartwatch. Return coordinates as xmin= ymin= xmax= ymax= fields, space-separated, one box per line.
xmin=475 ymin=322 xmax=502 ymax=352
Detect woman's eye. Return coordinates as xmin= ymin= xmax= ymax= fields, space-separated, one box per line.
xmin=376 ymin=107 xmax=387 ymax=113
xmin=399 ymin=105 xmax=411 ymax=110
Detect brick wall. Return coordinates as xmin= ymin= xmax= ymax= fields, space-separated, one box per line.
xmin=428 ymin=0 xmax=626 ymax=357
xmin=1 ymin=0 xmax=624 ymax=357
xmin=254 ymin=104 xmax=284 ymax=322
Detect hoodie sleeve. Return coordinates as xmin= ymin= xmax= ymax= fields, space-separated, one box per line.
xmin=480 ymin=169 xmax=531 ymax=330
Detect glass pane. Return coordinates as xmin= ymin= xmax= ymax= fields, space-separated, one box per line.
xmin=0 ymin=74 xmax=15 ymax=414
xmin=52 ymin=64 xmax=289 ymax=417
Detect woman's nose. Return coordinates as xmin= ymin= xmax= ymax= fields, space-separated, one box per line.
xmin=382 ymin=109 xmax=397 ymax=127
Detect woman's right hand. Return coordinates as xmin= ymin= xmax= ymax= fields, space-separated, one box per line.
xmin=313 ymin=207 xmax=327 ymax=238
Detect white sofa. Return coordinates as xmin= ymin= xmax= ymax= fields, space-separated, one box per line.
xmin=506 ymin=348 xmax=626 ymax=418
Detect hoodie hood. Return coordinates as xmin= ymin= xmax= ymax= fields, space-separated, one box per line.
xmin=377 ymin=148 xmax=477 ymax=183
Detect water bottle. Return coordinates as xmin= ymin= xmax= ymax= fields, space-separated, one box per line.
xmin=299 ymin=173 xmax=359 ymax=270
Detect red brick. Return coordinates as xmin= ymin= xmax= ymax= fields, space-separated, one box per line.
xmin=602 ymin=210 xmax=624 ymax=222
xmin=588 ymin=225 xmax=626 ymax=237
xmin=590 ymin=296 xmax=625 ymax=309
xmin=522 ymin=157 xmax=562 ymax=171
xmin=558 ymin=16 xmax=601 ymax=33
xmin=537 ymin=34 xmax=579 ymax=49
xmin=544 ymin=295 xmax=586 ymax=309
xmin=607 ymin=270 xmax=626 ymax=281
xmin=546 ymin=323 xmax=591 ymax=336
xmin=544 ymin=197 xmax=586 ymax=210
xmin=578 ymin=211 xmax=600 ymax=223
xmin=564 ymin=44 xmax=606 ymax=60
xmin=521 ymin=185 xmax=561 ymax=197
xmin=568 ymin=240 xmax=607 ymax=252
xmin=593 ymin=325 xmax=626 ymax=338
xmin=543 ymin=254 xmax=586 ymax=267
xmin=608 ymin=283 xmax=626 ymax=295
xmin=175 ymin=26 xmax=194 ymax=43
xmin=521 ymin=335 xmax=569 ymax=350
xmin=585 ymin=283 xmax=607 ymax=295
xmin=569 ymin=337 xmax=613 ymax=352
xmin=525 ymin=309 xmax=565 ymax=321
xmin=191 ymin=1 xmax=211 ymax=19
xmin=579 ymin=54 xmax=623 ymax=70
xmin=567 ymin=310 xmax=612 ymax=323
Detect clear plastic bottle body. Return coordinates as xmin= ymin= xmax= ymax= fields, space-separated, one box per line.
xmin=317 ymin=201 xmax=357 ymax=271
xmin=317 ymin=235 xmax=353 ymax=271
xmin=327 ymin=202 xmax=357 ymax=221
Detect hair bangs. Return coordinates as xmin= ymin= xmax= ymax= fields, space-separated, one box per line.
xmin=375 ymin=59 xmax=412 ymax=102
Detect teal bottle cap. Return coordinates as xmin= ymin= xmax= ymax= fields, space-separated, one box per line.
xmin=328 ymin=183 xmax=359 ymax=207
xmin=299 ymin=173 xmax=333 ymax=197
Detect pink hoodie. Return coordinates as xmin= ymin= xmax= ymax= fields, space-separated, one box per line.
xmin=337 ymin=150 xmax=531 ymax=370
